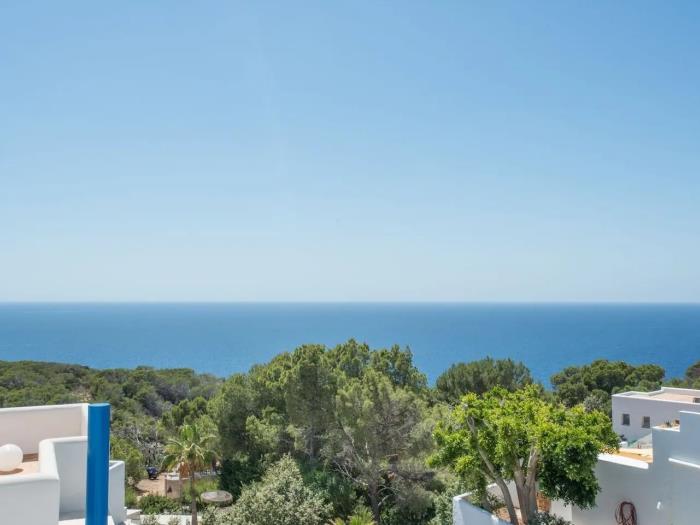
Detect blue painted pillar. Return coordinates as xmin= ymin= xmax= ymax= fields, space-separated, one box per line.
xmin=86 ymin=403 xmax=111 ymax=525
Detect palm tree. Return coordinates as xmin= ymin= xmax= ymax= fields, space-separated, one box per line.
xmin=162 ymin=423 xmax=217 ymax=525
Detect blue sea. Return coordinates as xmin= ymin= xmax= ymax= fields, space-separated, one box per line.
xmin=0 ymin=303 xmax=698 ymax=384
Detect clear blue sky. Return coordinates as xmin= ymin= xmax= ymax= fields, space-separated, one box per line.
xmin=1 ymin=1 xmax=699 ymax=302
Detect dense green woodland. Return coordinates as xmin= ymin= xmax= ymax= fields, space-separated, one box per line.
xmin=2 ymin=342 xmax=699 ymax=525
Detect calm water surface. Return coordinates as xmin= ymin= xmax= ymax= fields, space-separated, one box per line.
xmin=0 ymin=303 xmax=698 ymax=384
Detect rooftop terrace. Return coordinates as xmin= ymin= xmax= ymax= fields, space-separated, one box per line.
xmin=614 ymin=386 xmax=700 ymax=404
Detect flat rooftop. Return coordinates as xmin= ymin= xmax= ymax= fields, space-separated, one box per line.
xmin=615 ymin=448 xmax=654 ymax=464
xmin=615 ymin=387 xmax=700 ymax=404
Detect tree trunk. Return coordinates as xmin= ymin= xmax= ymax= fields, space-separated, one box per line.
xmin=190 ymin=467 xmax=198 ymax=525
xmin=494 ymin=477 xmax=519 ymax=525
xmin=368 ymin=482 xmax=381 ymax=524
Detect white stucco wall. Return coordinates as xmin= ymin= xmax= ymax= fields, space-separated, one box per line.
xmin=569 ymin=455 xmax=665 ymax=525
xmin=612 ymin=388 xmax=700 ymax=442
xmin=453 ymin=493 xmax=510 ymax=525
xmin=0 ymin=404 xmax=126 ymax=525
xmin=571 ymin=410 xmax=700 ymax=525
xmin=0 ymin=403 xmax=87 ymax=454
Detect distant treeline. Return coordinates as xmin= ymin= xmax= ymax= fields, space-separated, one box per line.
xmin=1 ymin=342 xmax=699 ymax=525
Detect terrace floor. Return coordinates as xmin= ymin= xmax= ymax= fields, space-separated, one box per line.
xmin=0 ymin=453 xmax=39 ymax=476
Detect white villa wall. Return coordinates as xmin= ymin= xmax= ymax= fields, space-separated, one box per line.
xmin=0 ymin=403 xmax=87 ymax=453
xmin=571 ymin=410 xmax=700 ymax=525
xmin=612 ymin=387 xmax=700 ymax=441
xmin=569 ymin=455 xmax=666 ymax=525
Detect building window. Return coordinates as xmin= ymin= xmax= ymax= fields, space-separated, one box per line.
xmin=642 ymin=416 xmax=651 ymax=429
xmin=622 ymin=413 xmax=630 ymax=426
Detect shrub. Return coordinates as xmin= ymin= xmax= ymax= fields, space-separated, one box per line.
xmin=530 ymin=512 xmax=574 ymax=525
xmin=201 ymin=506 xmax=222 ymax=525
xmin=222 ymin=455 xmax=331 ymax=525
xmin=125 ymin=486 xmax=138 ymax=508
xmin=181 ymin=477 xmax=220 ymax=507
xmin=139 ymin=494 xmax=182 ymax=515
xmin=111 ymin=435 xmax=145 ymax=486
xmin=141 ymin=515 xmax=160 ymax=525
xmin=168 ymin=516 xmax=182 ymax=525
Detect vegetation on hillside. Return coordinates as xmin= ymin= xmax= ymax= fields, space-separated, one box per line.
xmin=2 ymin=348 xmax=697 ymax=524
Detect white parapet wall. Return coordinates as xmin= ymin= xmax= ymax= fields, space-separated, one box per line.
xmin=0 ymin=403 xmax=126 ymax=525
xmin=453 ymin=493 xmax=510 ymax=525
xmin=0 ymin=403 xmax=88 ymax=454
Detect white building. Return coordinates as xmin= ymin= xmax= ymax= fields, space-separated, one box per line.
xmin=454 ymin=386 xmax=700 ymax=525
xmin=0 ymin=403 xmax=128 ymax=525
xmin=612 ymin=386 xmax=700 ymax=442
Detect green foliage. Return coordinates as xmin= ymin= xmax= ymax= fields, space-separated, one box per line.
xmin=141 ymin=515 xmax=161 ymax=525
xmin=431 ymin=386 xmax=618 ymax=524
xmin=181 ymin=478 xmax=220 ymax=506
xmin=551 ymin=359 xmax=664 ymax=412
xmin=303 ymin=463 xmax=360 ymax=519
xmin=222 ymin=455 xmax=332 ymax=525
xmin=162 ymin=423 xmax=218 ymax=525
xmin=283 ymin=345 xmax=337 ymax=460
xmin=529 ymin=512 xmax=574 ymax=525
xmin=667 ymin=360 xmax=700 ymax=389
xmin=160 ymin=396 xmax=210 ymax=435
xmin=330 ymin=507 xmax=376 ymax=524
xmin=325 ymin=370 xmax=434 ymax=522
xmin=435 ymin=357 xmax=533 ymax=403
xmin=368 ymin=345 xmax=428 ymax=393
xmin=139 ymin=494 xmax=182 ymax=514
xmin=125 ymin=486 xmax=139 ymax=508
xmin=211 ymin=340 xmax=434 ymax=524
xmin=427 ymin=477 xmax=467 ymax=525
xmin=201 ymin=506 xmax=222 ymax=525
xmin=111 ymin=435 xmax=145 ymax=486
xmin=219 ymin=456 xmax=264 ymax=498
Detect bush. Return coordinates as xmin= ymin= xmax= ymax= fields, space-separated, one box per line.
xmin=530 ymin=512 xmax=574 ymax=525
xmin=125 ymin=486 xmax=138 ymax=508
xmin=168 ymin=516 xmax=182 ymax=525
xmin=111 ymin=435 xmax=145 ymax=486
xmin=141 ymin=515 xmax=160 ymax=525
xmin=139 ymin=494 xmax=182 ymax=515
xmin=201 ymin=506 xmax=222 ymax=525
xmin=181 ymin=477 xmax=220 ymax=507
xmin=222 ymin=455 xmax=331 ymax=525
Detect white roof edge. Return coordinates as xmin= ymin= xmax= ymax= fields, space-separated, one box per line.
xmin=598 ymin=453 xmax=650 ymax=469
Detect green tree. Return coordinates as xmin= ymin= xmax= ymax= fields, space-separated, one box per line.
xmin=283 ymin=345 xmax=337 ymax=461
xmin=325 ymin=370 xmax=432 ymax=524
xmin=223 ymin=455 xmax=331 ymax=525
xmin=162 ymin=423 xmax=217 ymax=525
xmin=551 ymin=360 xmax=664 ymax=412
xmin=435 ymin=357 xmax=533 ymax=403
xmin=431 ymin=386 xmax=617 ymax=525
xmin=368 ymin=345 xmax=428 ymax=393
xmin=111 ymin=435 xmax=145 ymax=487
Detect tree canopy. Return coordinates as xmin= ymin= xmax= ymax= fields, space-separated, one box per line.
xmin=435 ymin=357 xmax=533 ymax=403
xmin=431 ymin=386 xmax=618 ymax=524
xmin=550 ymin=359 xmax=664 ymax=413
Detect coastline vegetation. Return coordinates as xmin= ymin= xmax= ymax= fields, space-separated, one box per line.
xmin=1 ymin=343 xmax=699 ymax=524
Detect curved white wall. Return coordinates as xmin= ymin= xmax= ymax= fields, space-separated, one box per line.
xmin=0 ymin=404 xmax=86 ymax=454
